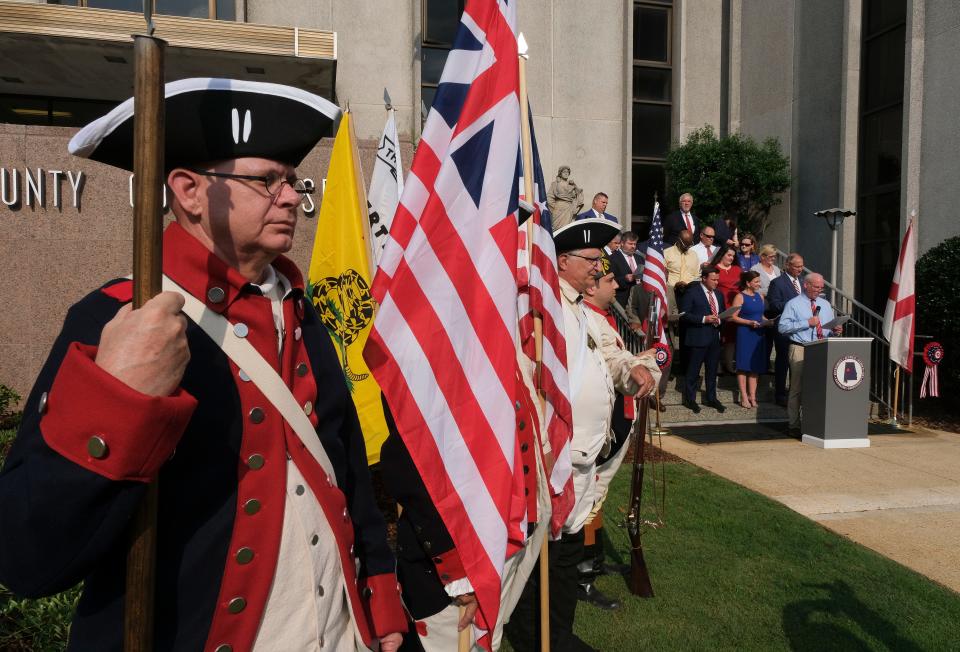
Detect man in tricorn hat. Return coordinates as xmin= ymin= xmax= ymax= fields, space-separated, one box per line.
xmin=0 ymin=79 xmax=405 ymax=651
xmin=505 ymin=219 xmax=658 ymax=652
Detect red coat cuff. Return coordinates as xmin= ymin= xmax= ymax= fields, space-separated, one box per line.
xmin=431 ymin=548 xmax=467 ymax=584
xmin=359 ymin=573 xmax=408 ymax=637
xmin=40 ymin=342 xmax=197 ymax=482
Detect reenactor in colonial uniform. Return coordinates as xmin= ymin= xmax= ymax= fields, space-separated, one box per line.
xmin=578 ymin=252 xmax=660 ymax=610
xmin=0 ymin=79 xmax=405 ymax=651
xmin=505 ymin=219 xmax=658 ymax=652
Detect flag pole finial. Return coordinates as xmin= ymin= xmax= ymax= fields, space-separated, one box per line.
xmin=517 ymin=32 xmax=529 ymax=59
xmin=383 ymin=88 xmax=392 ymax=111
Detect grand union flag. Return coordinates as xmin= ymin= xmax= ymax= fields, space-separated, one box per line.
xmin=363 ymin=0 xmax=557 ymax=644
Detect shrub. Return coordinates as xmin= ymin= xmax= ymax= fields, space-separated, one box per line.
xmin=665 ymin=125 xmax=791 ymax=238
xmin=916 ymin=236 xmax=960 ymax=398
xmin=0 ymin=385 xmax=21 ymax=430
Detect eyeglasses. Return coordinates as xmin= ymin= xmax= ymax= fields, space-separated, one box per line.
xmin=188 ymin=168 xmax=313 ymax=202
xmin=741 ymin=243 xmax=753 ymax=248
xmin=702 ymin=233 xmax=715 ymax=239
xmin=566 ymin=253 xmax=602 ymax=267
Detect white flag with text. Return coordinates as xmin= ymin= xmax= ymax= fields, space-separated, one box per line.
xmin=367 ymin=109 xmax=404 ymax=267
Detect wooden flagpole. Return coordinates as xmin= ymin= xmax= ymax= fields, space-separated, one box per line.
xmin=124 ymin=4 xmax=166 ymax=650
xmin=517 ymin=32 xmax=550 ymax=652
xmin=891 ymin=365 xmax=901 ymax=426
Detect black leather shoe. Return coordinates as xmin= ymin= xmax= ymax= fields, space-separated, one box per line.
xmin=577 ymin=582 xmax=620 ymax=610
xmin=681 ymin=397 xmax=701 ymax=413
xmin=596 ymin=561 xmax=631 ymax=576
xmin=705 ymin=399 xmax=726 ymax=413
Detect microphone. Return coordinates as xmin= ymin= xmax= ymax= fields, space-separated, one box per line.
xmin=814 ymin=306 xmax=821 ymax=316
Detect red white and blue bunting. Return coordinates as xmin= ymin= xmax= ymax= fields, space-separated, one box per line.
xmin=920 ymin=342 xmax=944 ymax=398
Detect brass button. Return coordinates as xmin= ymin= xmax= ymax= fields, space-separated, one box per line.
xmin=238 ymin=369 xmax=251 ymax=382
xmin=318 ymin=585 xmax=325 ymax=597
xmin=233 ymin=322 xmax=249 ymax=338
xmin=303 ymin=401 xmax=313 ymax=416
xmin=295 ymin=484 xmax=305 ymax=496
xmin=227 ymin=597 xmax=246 ymax=613
xmin=38 ymin=392 xmax=48 ymax=415
xmin=432 ymin=556 xmax=442 ymax=564
xmin=207 ymin=287 xmax=225 ymax=303
xmin=518 ymin=420 xmax=526 ymax=430
xmin=520 ymin=443 xmax=529 ymax=453
xmin=243 ymin=499 xmax=261 ymax=515
xmin=214 ymin=645 xmax=233 ymax=652
xmin=87 ymin=436 xmax=108 ymax=459
xmin=515 ymin=400 xmax=522 ymax=411
xmin=523 ymin=464 xmax=529 ymax=475
xmin=296 ymin=362 xmax=309 ymax=377
xmin=235 ymin=547 xmax=254 ymax=564
xmin=362 ymin=586 xmax=373 ymax=598
xmin=311 ymin=534 xmax=319 ymax=545
xmin=249 ymin=407 xmax=264 ymax=424
xmin=294 ymin=327 xmax=302 ymax=340
xmin=247 ymin=454 xmax=265 ymax=470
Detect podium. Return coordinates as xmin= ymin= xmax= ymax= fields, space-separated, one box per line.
xmin=800 ymin=337 xmax=873 ymax=448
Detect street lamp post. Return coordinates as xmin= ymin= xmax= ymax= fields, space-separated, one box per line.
xmin=813 ymin=208 xmax=856 ymax=303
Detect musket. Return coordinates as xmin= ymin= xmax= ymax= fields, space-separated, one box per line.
xmin=625 ymin=292 xmax=657 ymax=597
xmin=124 ymin=4 xmax=166 ymax=650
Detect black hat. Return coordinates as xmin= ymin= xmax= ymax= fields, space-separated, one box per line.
xmin=68 ymin=78 xmax=341 ymax=171
xmin=553 ymin=218 xmax=620 ymax=255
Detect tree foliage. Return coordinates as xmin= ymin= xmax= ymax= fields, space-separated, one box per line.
xmin=916 ymin=236 xmax=960 ymax=395
xmin=665 ymin=126 xmax=791 ymax=237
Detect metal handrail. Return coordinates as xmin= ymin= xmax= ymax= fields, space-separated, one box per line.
xmin=773 ymin=250 xmax=911 ymax=425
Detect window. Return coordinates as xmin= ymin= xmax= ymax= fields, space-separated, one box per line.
xmin=856 ymin=0 xmax=906 ymax=313
xmin=420 ymin=0 xmax=465 ymax=126
xmin=47 ymin=0 xmax=235 ymax=20
xmin=0 ymin=94 xmax=117 ymax=127
xmin=631 ymin=1 xmax=673 ymax=236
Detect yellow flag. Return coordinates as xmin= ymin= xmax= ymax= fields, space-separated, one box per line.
xmin=307 ymin=112 xmax=388 ymax=464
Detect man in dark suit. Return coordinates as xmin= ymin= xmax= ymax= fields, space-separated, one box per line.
xmin=679 ymin=265 xmax=726 ymax=413
xmin=765 ymin=253 xmax=805 ymax=406
xmin=576 ymin=192 xmax=619 ymax=224
xmin=663 ymin=193 xmax=699 ymax=246
xmin=609 ymin=230 xmax=642 ymax=306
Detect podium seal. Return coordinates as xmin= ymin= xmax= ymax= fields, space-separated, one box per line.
xmin=833 ymin=354 xmax=865 ymax=390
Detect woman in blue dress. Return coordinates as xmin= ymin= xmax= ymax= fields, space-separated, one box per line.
xmin=731 ymin=270 xmax=767 ymax=407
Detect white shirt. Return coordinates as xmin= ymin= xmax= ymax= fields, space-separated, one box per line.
xmin=691 ymin=242 xmax=715 ymax=265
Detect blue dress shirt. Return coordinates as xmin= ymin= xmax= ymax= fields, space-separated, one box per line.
xmin=778 ymin=295 xmax=836 ymax=343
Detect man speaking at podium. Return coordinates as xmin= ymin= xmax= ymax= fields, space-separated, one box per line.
xmin=778 ymin=273 xmax=843 ymax=434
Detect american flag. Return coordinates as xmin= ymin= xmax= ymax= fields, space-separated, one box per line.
xmin=517 ymin=109 xmax=575 ymax=536
xmin=364 ymin=0 xmax=523 ymax=644
xmin=640 ymin=201 xmax=669 ymax=343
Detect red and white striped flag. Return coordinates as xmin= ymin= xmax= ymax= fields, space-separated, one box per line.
xmin=364 ymin=0 xmax=524 ymax=644
xmin=883 ymin=216 xmax=917 ymax=372
xmin=640 ymin=201 xmax=669 ymax=343
xmin=517 ymin=109 xmax=575 ymax=536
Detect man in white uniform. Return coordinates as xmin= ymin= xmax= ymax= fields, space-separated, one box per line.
xmin=505 ymin=219 xmax=657 ymax=652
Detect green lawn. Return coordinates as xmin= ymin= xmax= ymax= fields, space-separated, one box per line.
xmin=562 ymin=461 xmax=960 ymax=651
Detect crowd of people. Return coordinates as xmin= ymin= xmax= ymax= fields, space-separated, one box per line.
xmin=598 ymin=193 xmax=842 ymax=430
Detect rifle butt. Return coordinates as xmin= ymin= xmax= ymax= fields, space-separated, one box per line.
xmin=629 ymin=544 xmax=654 ymax=598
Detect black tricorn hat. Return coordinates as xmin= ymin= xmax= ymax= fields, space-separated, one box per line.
xmin=553 ymin=218 xmax=621 ymax=254
xmin=68 ymin=78 xmax=341 ymax=171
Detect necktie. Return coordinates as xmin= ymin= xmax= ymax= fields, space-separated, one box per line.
xmin=708 ymin=289 xmax=718 ymax=317
xmin=791 ymin=276 xmax=801 ymax=295
xmin=706 ymin=245 xmax=712 ymax=258
xmin=684 ymin=212 xmax=693 ymax=232
xmin=627 ymin=255 xmax=636 ymax=273
xmin=811 ymin=299 xmax=824 ymax=340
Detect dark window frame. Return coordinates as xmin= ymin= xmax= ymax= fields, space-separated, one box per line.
xmin=45 ymin=0 xmax=231 ymax=20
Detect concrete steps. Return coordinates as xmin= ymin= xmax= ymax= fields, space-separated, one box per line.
xmin=658 ymin=372 xmax=788 ymax=427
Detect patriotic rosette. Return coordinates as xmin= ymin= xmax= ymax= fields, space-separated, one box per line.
xmin=653 ymin=342 xmax=672 ymax=369
xmin=920 ymin=342 xmax=944 ymax=398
